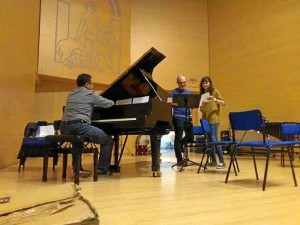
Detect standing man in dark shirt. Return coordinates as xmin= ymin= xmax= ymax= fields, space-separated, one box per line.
xmin=60 ymin=73 xmax=115 ymax=176
xmin=169 ymin=75 xmax=193 ymax=165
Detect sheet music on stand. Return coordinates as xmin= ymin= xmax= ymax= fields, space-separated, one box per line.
xmin=172 ymin=94 xmax=201 ymax=109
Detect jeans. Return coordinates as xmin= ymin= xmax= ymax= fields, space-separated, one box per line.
xmin=173 ymin=117 xmax=193 ymax=162
xmin=210 ymin=123 xmax=224 ymax=163
xmin=60 ymin=122 xmax=113 ymax=170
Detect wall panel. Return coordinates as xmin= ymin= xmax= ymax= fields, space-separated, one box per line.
xmin=208 ymin=0 xmax=300 ymax=130
xmin=0 ymin=1 xmax=40 ymax=167
xmin=131 ymin=0 xmax=209 ymax=93
xmin=38 ymin=0 xmax=131 ymax=85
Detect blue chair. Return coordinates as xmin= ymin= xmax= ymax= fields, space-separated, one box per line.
xmin=189 ymin=126 xmax=205 ymax=153
xmin=197 ymin=119 xmax=236 ymax=174
xmin=280 ymin=123 xmax=300 ymax=165
xmin=225 ymin=109 xmax=297 ymax=191
xmin=17 ymin=121 xmax=58 ymax=182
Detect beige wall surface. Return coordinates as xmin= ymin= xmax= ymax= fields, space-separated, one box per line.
xmin=0 ymin=0 xmax=40 ymax=167
xmin=131 ymin=0 xmax=209 ymax=93
xmin=208 ymin=0 xmax=300 ymax=131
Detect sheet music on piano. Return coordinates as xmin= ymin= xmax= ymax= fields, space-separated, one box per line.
xmin=132 ymin=96 xmax=149 ymax=104
xmin=115 ymin=96 xmax=150 ymax=105
xmin=115 ymin=98 xmax=132 ymax=105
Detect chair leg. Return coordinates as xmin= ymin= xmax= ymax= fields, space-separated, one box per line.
xmin=227 ymin=144 xmax=238 ymax=176
xmin=234 ymin=154 xmax=240 ymax=172
xmin=72 ymin=147 xmax=80 ymax=185
xmin=287 ymin=147 xmax=297 ymax=187
xmin=281 ymin=147 xmax=285 ymax=167
xmin=93 ymin=148 xmax=98 ymax=182
xmin=197 ymin=147 xmax=207 ymax=174
xmin=18 ymin=158 xmax=23 ymax=172
xmin=53 ymin=153 xmax=59 ymax=172
xmin=62 ymin=153 xmax=68 ymax=179
xmin=232 ymin=159 xmax=238 ymax=176
xmin=197 ymin=146 xmax=211 ymax=174
xmin=225 ymin=156 xmax=233 ymax=183
xmin=225 ymin=146 xmax=236 ymax=183
xmin=203 ymin=150 xmax=210 ymax=170
xmin=291 ymin=146 xmax=295 ymax=161
xmin=42 ymin=149 xmax=49 ymax=182
xmin=252 ymin=147 xmax=259 ymax=180
xmin=18 ymin=156 xmax=26 ymax=172
xmin=262 ymin=149 xmax=271 ymax=191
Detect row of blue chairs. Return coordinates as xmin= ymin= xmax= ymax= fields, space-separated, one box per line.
xmin=192 ymin=109 xmax=300 ymax=191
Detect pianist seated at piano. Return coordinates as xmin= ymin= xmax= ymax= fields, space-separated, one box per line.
xmin=60 ymin=73 xmax=115 ymax=176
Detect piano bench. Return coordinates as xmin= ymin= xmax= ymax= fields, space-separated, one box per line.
xmin=18 ymin=135 xmax=98 ymax=185
xmin=18 ymin=137 xmax=59 ymax=182
xmin=45 ymin=134 xmax=99 ymax=185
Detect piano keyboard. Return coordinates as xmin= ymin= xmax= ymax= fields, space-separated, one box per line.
xmin=92 ymin=118 xmax=137 ymax=123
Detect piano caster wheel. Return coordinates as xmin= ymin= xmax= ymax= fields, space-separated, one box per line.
xmin=152 ymin=171 xmax=162 ymax=177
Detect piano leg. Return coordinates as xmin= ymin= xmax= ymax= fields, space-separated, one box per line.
xmin=112 ymin=134 xmax=121 ymax=173
xmin=150 ymin=131 xmax=162 ymax=177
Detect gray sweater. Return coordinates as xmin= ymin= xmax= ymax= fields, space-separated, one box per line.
xmin=62 ymin=87 xmax=114 ymax=124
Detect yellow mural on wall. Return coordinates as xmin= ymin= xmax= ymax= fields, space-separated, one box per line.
xmin=38 ymin=0 xmax=130 ymax=84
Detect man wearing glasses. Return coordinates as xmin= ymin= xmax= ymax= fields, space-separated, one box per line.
xmin=60 ymin=73 xmax=115 ymax=177
xmin=169 ymin=75 xmax=193 ymax=166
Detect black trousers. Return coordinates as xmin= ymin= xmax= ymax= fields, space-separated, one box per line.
xmin=173 ymin=117 xmax=193 ymax=162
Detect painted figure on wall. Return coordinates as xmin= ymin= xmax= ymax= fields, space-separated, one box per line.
xmin=55 ymin=0 xmax=121 ymax=73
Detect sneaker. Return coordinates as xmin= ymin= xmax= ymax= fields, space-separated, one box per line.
xmin=176 ymin=161 xmax=185 ymax=166
xmin=79 ymin=168 xmax=92 ymax=178
xmin=207 ymin=161 xmax=218 ymax=167
xmin=217 ymin=162 xmax=226 ymax=169
xmin=97 ymin=168 xmax=113 ymax=176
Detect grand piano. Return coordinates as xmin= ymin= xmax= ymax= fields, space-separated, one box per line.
xmin=91 ymin=47 xmax=172 ymax=176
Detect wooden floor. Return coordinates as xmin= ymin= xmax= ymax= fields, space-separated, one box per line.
xmin=1 ymin=149 xmax=300 ymax=225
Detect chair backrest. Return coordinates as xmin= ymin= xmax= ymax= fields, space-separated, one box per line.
xmin=281 ymin=123 xmax=300 ymax=140
xmin=23 ymin=121 xmax=49 ymax=138
xmin=24 ymin=123 xmax=39 ymax=137
xmin=200 ymin=119 xmax=213 ymax=142
xmin=229 ymin=109 xmax=265 ymax=142
xmin=53 ymin=120 xmax=62 ymax=135
xmin=200 ymin=119 xmax=211 ymax=133
xmin=281 ymin=123 xmax=300 ymax=135
xmin=193 ymin=126 xmax=204 ymax=135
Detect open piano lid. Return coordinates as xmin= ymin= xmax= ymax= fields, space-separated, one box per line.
xmin=101 ymin=47 xmax=166 ymax=101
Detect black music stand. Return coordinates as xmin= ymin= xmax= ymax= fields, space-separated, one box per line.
xmin=171 ymin=94 xmax=200 ymax=172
